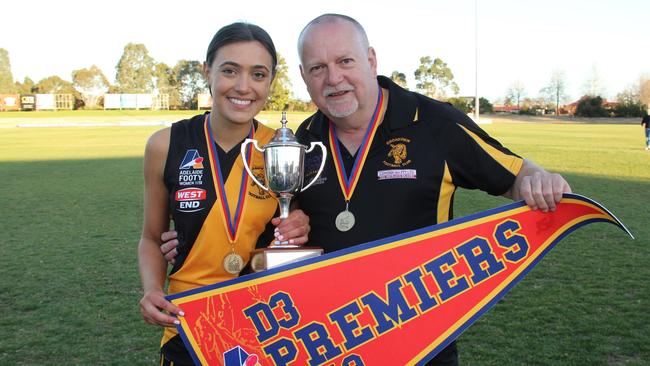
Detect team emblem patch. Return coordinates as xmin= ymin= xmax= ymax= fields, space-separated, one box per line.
xmin=249 ymin=166 xmax=270 ymax=199
xmin=180 ymin=149 xmax=205 ymax=169
xmin=179 ymin=149 xmax=204 ymax=187
xmin=384 ymin=137 xmax=412 ymax=167
xmin=378 ymin=169 xmax=417 ymax=180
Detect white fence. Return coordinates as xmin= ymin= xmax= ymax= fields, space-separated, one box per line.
xmin=104 ymin=94 xmax=169 ymax=110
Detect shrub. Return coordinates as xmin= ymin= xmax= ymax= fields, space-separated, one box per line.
xmin=575 ymin=96 xmax=608 ymax=117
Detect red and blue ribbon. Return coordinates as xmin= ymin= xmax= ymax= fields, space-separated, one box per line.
xmin=204 ymin=114 xmax=253 ymax=243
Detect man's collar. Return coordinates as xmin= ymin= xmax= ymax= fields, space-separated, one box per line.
xmin=306 ymin=75 xmax=419 ymax=136
xmin=377 ymin=75 xmax=419 ymax=130
xmin=305 ymin=109 xmax=326 ymax=136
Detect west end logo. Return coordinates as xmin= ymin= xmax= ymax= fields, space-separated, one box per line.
xmin=175 ymin=187 xmax=206 ymax=213
xmin=383 ymin=137 xmax=412 ymax=167
xmin=179 ymin=149 xmax=204 ymax=186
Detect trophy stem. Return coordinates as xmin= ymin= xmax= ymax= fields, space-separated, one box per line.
xmin=278 ymin=195 xmax=291 ymax=219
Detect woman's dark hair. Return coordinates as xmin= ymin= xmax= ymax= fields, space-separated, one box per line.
xmin=206 ymin=22 xmax=277 ymax=75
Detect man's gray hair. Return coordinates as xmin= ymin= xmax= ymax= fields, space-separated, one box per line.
xmin=297 ymin=13 xmax=370 ymax=59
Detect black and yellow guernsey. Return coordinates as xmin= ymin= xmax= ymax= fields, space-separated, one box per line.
xmin=161 ymin=113 xmax=277 ymax=363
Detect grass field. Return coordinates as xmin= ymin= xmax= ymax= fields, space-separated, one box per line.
xmin=0 ymin=113 xmax=648 ymax=365
xmin=0 ymin=110 xmax=313 ymax=128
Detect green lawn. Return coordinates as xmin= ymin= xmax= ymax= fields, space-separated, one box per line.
xmin=0 ymin=117 xmax=648 ymax=365
xmin=0 ymin=110 xmax=313 ymax=127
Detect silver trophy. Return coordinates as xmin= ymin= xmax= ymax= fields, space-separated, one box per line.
xmin=242 ymin=112 xmax=326 ymax=270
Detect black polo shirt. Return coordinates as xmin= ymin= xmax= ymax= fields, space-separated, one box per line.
xmin=295 ymin=75 xmax=523 ymax=253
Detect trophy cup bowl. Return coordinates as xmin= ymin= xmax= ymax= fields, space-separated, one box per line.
xmin=241 ymin=112 xmax=326 ymax=271
xmin=264 ymin=143 xmax=306 ymax=220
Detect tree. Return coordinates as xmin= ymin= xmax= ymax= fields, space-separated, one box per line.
xmin=640 ymin=75 xmax=650 ymax=111
xmin=15 ymin=77 xmax=35 ymax=94
xmin=614 ymin=84 xmax=646 ymax=117
xmin=35 ymin=75 xmax=84 ymax=109
xmin=505 ymin=80 xmax=526 ymax=108
xmin=540 ymin=70 xmax=569 ymax=115
xmin=446 ymin=96 xmax=492 ymax=114
xmin=390 ymin=71 xmax=408 ymax=89
xmin=286 ymin=99 xmax=317 ymax=112
xmin=581 ymin=65 xmax=606 ymax=97
xmin=173 ymin=60 xmax=207 ymax=109
xmin=115 ymin=43 xmax=155 ymax=93
xmin=0 ymin=48 xmax=16 ymax=93
xmin=414 ymin=56 xmax=459 ymax=99
xmin=267 ymin=53 xmax=292 ymax=111
xmin=447 ymin=97 xmax=471 ymax=113
xmin=617 ymin=83 xmax=639 ymax=105
xmin=72 ymin=65 xmax=110 ymax=108
xmin=479 ymin=97 xmax=493 ymax=114
xmin=575 ymin=96 xmax=608 ymax=117
xmin=154 ymin=62 xmax=181 ymax=108
xmin=36 ymin=76 xmax=77 ymax=94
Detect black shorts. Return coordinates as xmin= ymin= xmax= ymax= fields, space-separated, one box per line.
xmin=423 ymin=341 xmax=459 ymax=366
xmin=160 ymin=335 xmax=194 ymax=366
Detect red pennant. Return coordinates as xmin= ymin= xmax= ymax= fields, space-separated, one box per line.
xmin=168 ymin=194 xmax=632 ymax=366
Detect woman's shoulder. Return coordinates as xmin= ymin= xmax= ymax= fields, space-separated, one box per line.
xmin=146 ymin=127 xmax=171 ymax=156
xmin=172 ymin=113 xmax=208 ymax=130
xmin=254 ymin=120 xmax=277 ymax=140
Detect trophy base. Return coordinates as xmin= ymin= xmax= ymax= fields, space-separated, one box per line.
xmin=250 ymin=247 xmax=323 ymax=272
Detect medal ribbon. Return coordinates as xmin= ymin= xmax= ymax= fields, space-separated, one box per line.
xmin=328 ymin=88 xmax=386 ymax=201
xmin=204 ymin=114 xmax=253 ymax=243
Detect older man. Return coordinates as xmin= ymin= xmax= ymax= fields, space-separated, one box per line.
xmin=293 ymin=13 xmax=571 ymax=365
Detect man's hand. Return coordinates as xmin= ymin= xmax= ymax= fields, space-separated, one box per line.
xmin=159 ymin=209 xmax=311 ymax=262
xmin=139 ymin=288 xmax=184 ymax=327
xmin=160 ymin=231 xmax=179 ymax=264
xmin=505 ymin=159 xmax=572 ymax=212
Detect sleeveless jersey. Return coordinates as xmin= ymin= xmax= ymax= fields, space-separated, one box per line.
xmin=161 ymin=113 xmax=277 ymax=351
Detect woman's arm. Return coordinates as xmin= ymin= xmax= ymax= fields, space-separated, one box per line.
xmin=137 ymin=128 xmax=184 ymax=327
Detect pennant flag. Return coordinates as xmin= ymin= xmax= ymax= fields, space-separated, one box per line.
xmin=167 ymin=194 xmax=633 ymax=366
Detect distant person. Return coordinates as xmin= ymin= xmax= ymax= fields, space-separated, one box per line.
xmin=137 ymin=22 xmax=310 ymax=366
xmin=642 ymin=112 xmax=650 ymax=150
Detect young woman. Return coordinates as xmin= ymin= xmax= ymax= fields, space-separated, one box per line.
xmin=137 ymin=22 xmax=310 ymax=365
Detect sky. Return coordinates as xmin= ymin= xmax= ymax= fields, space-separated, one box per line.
xmin=2 ymin=0 xmax=649 ymax=104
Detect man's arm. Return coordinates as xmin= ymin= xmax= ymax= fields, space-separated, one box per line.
xmin=502 ymin=159 xmax=571 ymax=212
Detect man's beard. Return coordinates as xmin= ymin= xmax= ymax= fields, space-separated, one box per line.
xmin=326 ymin=98 xmax=359 ymax=118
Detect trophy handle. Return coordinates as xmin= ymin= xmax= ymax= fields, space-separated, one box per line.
xmin=301 ymin=141 xmax=327 ymax=192
xmin=241 ymin=138 xmax=269 ymax=191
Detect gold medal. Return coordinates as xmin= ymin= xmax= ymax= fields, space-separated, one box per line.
xmin=335 ymin=210 xmax=355 ymax=232
xmin=223 ymin=252 xmax=245 ymax=274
